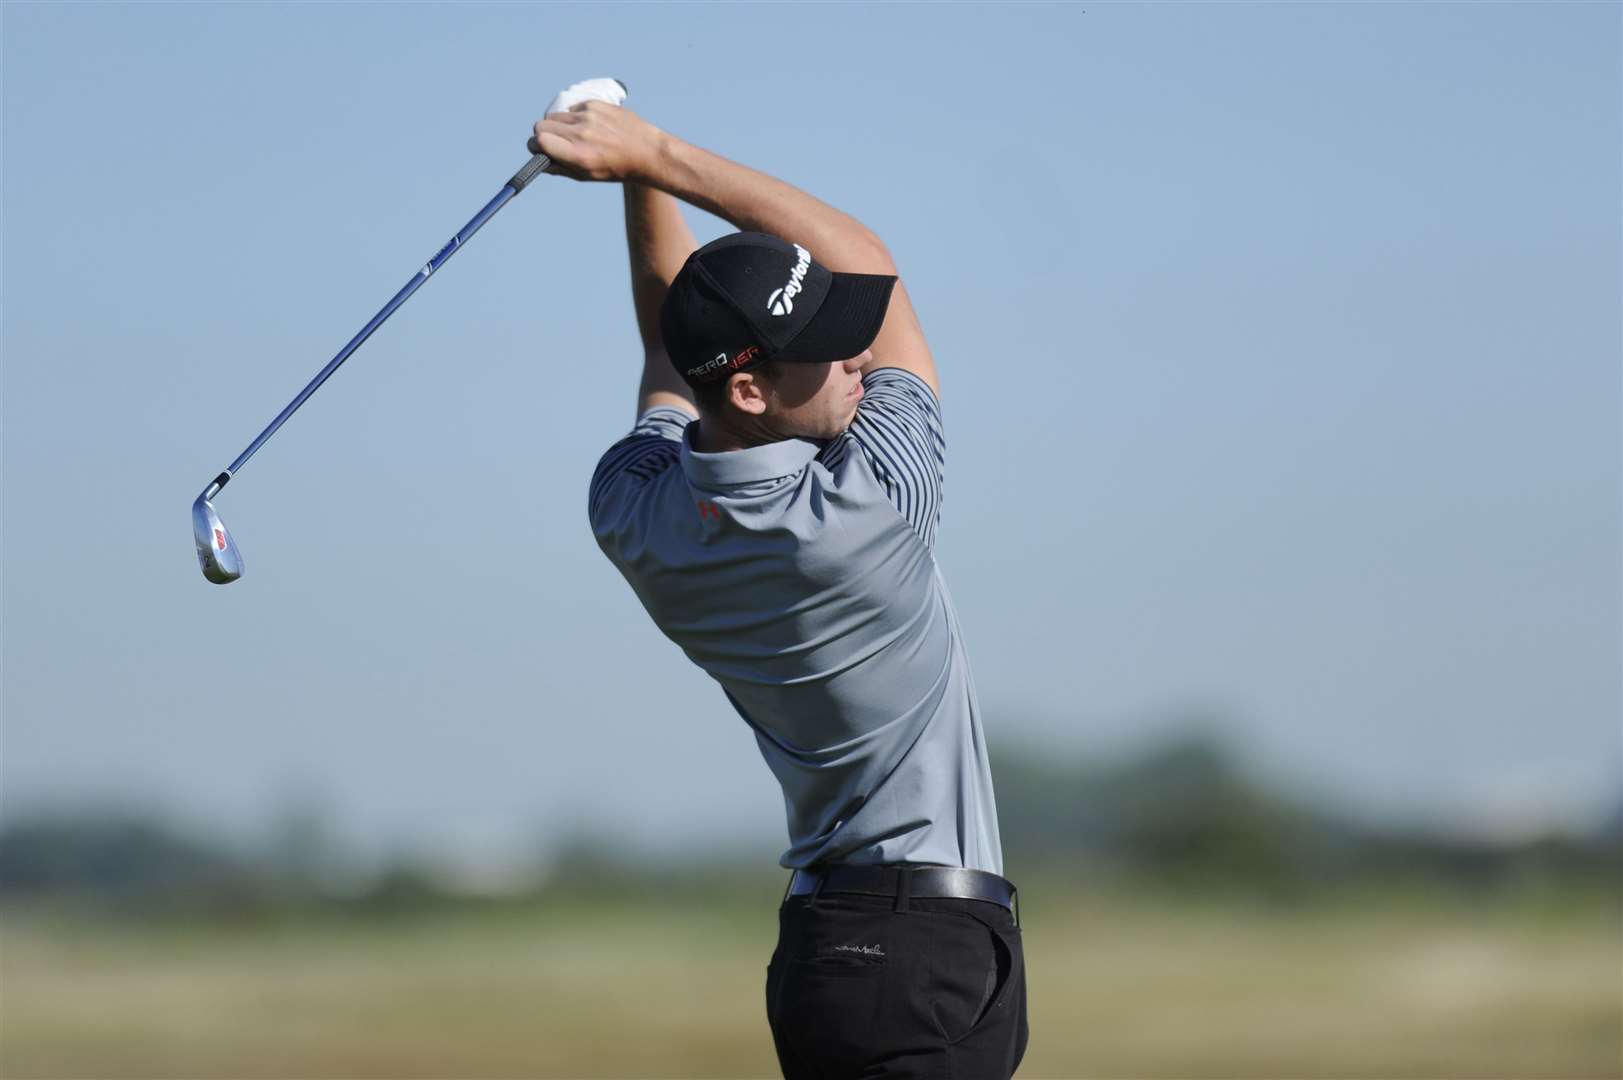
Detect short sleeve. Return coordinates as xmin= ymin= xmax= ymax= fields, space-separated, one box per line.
xmin=818 ymin=368 xmax=946 ymax=547
xmin=588 ymin=406 xmax=692 ymax=526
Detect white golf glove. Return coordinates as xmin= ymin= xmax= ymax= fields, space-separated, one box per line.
xmin=545 ymin=77 xmax=628 ymax=115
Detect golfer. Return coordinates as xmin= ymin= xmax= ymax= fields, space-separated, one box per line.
xmin=535 ymin=85 xmax=1027 ymax=1079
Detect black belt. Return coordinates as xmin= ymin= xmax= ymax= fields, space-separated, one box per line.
xmin=787 ymin=864 xmax=1018 ymax=918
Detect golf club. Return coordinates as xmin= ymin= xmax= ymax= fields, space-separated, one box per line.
xmin=192 ymin=144 xmax=566 ymax=584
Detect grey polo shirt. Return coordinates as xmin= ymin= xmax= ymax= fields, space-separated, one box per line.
xmin=588 ymin=368 xmax=1003 ymax=874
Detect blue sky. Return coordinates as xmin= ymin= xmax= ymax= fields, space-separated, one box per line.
xmin=3 ymin=2 xmax=1617 ymax=868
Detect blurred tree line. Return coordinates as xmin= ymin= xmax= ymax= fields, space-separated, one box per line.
xmin=995 ymin=734 xmax=1620 ymax=900
xmin=2 ymin=733 xmax=1617 ymax=921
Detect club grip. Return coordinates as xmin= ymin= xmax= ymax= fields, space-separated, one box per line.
xmin=507 ymin=153 xmax=551 ymax=192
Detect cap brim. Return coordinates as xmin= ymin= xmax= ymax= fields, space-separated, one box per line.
xmin=772 ymin=272 xmax=897 ymax=364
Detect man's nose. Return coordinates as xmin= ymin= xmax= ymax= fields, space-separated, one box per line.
xmin=844 ymin=350 xmax=871 ymax=374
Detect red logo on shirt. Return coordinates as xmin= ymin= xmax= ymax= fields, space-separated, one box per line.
xmin=696 ymin=501 xmax=722 ymax=521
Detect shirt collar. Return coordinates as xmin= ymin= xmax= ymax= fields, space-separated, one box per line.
xmin=680 ymin=423 xmax=823 ymax=488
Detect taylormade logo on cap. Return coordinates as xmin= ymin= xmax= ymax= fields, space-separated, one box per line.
xmin=767 ymin=244 xmax=812 ymax=317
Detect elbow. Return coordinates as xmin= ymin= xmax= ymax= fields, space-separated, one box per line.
xmin=852 ymin=227 xmax=898 ymax=276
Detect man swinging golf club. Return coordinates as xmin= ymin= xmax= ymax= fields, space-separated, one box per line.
xmin=535 ymin=80 xmax=1027 ymax=1079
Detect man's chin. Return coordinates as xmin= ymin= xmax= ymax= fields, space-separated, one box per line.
xmin=824 ymin=410 xmax=860 ymax=440
xmin=778 ymin=407 xmax=858 ymax=443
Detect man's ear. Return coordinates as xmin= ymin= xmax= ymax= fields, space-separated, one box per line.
xmin=727 ymin=370 xmax=769 ymax=415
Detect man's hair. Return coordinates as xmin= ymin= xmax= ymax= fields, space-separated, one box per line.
xmin=692 ymin=358 xmax=781 ymax=414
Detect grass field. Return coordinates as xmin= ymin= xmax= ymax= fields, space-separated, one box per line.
xmin=2 ymin=885 xmax=1617 ymax=1079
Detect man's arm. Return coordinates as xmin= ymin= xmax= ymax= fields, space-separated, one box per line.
xmin=624 ymin=182 xmax=699 ymax=418
xmin=533 ymin=104 xmax=939 ymax=396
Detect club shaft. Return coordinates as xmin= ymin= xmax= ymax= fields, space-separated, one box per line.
xmin=212 ymin=161 xmax=545 ymax=494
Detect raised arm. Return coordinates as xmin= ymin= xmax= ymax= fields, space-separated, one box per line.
xmin=623 ymin=183 xmax=699 ymax=418
xmin=532 ymin=103 xmax=939 ymax=396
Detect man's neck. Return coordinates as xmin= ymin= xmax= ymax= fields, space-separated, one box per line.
xmin=691 ymin=414 xmax=782 ymax=454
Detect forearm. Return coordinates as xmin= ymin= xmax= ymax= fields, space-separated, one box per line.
xmin=623 ymin=182 xmax=698 ymax=413
xmin=624 ymin=182 xmax=695 ymax=351
xmin=634 ymin=132 xmax=934 ymax=393
xmin=637 ymin=134 xmax=895 ymax=276
xmin=533 ymin=101 xmax=933 ymax=393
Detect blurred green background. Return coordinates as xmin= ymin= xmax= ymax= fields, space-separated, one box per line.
xmin=4 ymin=735 xmax=1617 ymax=1078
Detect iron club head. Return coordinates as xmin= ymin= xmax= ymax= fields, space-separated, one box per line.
xmin=193 ymin=491 xmax=243 ymax=584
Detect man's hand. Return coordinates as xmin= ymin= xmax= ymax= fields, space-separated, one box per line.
xmin=529 ymin=102 xmax=665 ymax=184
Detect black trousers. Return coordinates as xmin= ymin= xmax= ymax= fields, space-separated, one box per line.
xmin=765 ymin=889 xmax=1028 ymax=1079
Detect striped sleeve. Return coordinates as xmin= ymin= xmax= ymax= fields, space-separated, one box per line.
xmin=819 ymin=368 xmax=946 ymax=547
xmin=588 ymin=406 xmax=692 ymax=525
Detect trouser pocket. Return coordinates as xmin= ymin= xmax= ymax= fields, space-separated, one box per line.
xmin=768 ymin=898 xmax=894 ymax=1076
xmin=916 ymin=905 xmax=1018 ymax=1045
xmin=936 ymin=905 xmax=1027 ymax=1073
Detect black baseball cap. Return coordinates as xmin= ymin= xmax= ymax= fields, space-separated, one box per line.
xmin=660 ymin=232 xmax=897 ymax=387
